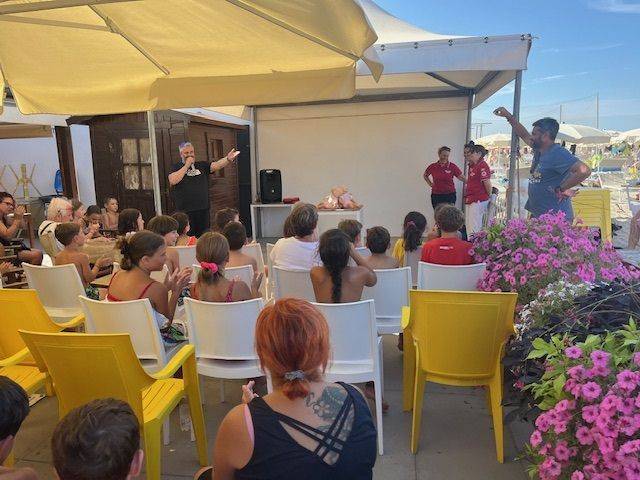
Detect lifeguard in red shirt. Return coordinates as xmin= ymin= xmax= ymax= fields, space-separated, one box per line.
xmin=423 ymin=146 xmax=465 ymax=210
xmin=421 ymin=205 xmax=474 ymax=266
xmin=463 ymin=144 xmax=492 ymax=236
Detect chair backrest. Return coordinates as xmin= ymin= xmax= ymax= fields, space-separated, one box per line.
xmin=266 ymin=243 xmax=275 ymax=291
xmin=192 ymin=264 xmax=254 ymax=287
xmin=572 ymin=189 xmax=612 ymax=242
xmin=312 ymin=300 xmax=377 ymax=366
xmin=0 ymin=289 xmax=60 ymax=359
xmin=79 ymin=296 xmax=167 ymax=364
xmin=362 ymin=267 xmax=411 ymax=318
xmin=22 ymin=263 xmax=85 ymax=310
xmin=408 ymin=290 xmax=516 ymax=379
xmin=19 ymin=330 xmax=151 ymax=420
xmin=184 ymin=297 xmax=264 ymax=360
xmin=241 ymin=243 xmax=265 ymax=274
xmin=273 ymin=266 xmax=315 ymax=301
xmin=417 ymin=262 xmax=486 ymax=291
xmin=38 ymin=229 xmax=60 ymax=257
xmin=167 ymin=245 xmax=197 ymax=270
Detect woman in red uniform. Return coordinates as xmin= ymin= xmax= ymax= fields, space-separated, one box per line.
xmin=423 ymin=146 xmax=465 ymax=209
xmin=463 ymin=144 xmax=492 ymax=236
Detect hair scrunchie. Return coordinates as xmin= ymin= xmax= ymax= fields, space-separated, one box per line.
xmin=200 ymin=262 xmax=219 ymax=274
xmin=284 ymin=370 xmax=305 ymax=381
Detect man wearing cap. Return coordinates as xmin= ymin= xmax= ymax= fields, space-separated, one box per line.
xmin=168 ymin=142 xmax=240 ymax=237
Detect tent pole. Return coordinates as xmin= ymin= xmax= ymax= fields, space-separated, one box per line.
xmin=462 ymin=92 xmax=473 ymax=210
xmin=506 ymin=70 xmax=523 ymax=220
xmin=146 ymin=111 xmax=163 ymax=215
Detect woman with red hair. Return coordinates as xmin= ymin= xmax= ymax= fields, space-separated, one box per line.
xmin=205 ymin=298 xmax=376 ymax=480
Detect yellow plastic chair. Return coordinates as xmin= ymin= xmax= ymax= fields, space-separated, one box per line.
xmin=19 ymin=331 xmax=208 ymax=480
xmin=571 ymin=188 xmax=612 ymax=243
xmin=402 ymin=290 xmax=517 ymax=461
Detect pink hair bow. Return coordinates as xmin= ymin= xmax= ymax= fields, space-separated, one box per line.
xmin=200 ymin=262 xmax=219 ymax=273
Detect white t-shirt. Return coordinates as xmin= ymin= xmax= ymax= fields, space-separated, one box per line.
xmin=270 ymin=237 xmax=321 ymax=270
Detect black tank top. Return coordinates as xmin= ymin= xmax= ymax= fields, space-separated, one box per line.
xmin=236 ymin=382 xmax=377 ymax=480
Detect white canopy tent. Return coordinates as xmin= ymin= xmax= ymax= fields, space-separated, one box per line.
xmin=255 ymin=0 xmax=532 ymax=232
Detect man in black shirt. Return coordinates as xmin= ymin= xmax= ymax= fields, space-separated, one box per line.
xmin=168 ymin=142 xmax=239 ymax=237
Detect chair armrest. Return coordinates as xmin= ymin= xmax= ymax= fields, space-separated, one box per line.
xmin=0 ymin=348 xmax=30 ymax=367
xmin=401 ymin=306 xmax=411 ymax=330
xmin=151 ymin=344 xmax=195 ymax=380
xmin=56 ymin=314 xmax=85 ymax=329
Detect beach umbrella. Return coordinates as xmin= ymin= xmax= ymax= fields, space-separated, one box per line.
xmin=556 ymin=123 xmax=611 ymax=145
xmin=619 ymin=128 xmax=640 ymax=144
xmin=0 ymin=0 xmax=382 ymax=115
xmin=474 ymin=133 xmax=524 ymax=148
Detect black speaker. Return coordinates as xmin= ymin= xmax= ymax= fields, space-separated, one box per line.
xmin=260 ymin=169 xmax=282 ymax=204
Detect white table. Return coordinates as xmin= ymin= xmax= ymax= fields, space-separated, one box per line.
xmin=250 ymin=204 xmax=364 ymax=240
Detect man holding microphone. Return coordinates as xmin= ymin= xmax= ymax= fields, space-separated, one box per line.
xmin=168 ymin=142 xmax=240 ymax=237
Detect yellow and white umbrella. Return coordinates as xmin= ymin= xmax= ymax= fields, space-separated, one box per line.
xmin=0 ymin=0 xmax=382 ymax=115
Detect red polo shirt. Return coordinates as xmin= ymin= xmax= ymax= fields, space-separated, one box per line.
xmin=425 ymin=161 xmax=462 ymax=195
xmin=421 ymin=237 xmax=474 ymax=265
xmin=464 ymin=160 xmax=491 ymax=204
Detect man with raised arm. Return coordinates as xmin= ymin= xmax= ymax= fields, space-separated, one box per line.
xmin=168 ymin=142 xmax=240 ymax=237
xmin=494 ymin=108 xmax=591 ymax=220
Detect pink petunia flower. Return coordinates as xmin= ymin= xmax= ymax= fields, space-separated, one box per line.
xmin=565 ymin=346 xmax=583 ymax=359
xmin=582 ymin=382 xmax=603 ymax=401
xmin=530 ymin=430 xmax=542 ymax=447
xmin=616 ymin=370 xmax=638 ymax=392
xmin=582 ymin=405 xmax=599 ymax=423
xmin=590 ymin=350 xmax=611 ymax=367
xmin=576 ymin=426 xmax=594 ymax=445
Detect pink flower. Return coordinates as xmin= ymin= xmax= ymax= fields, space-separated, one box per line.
xmin=582 ymin=382 xmax=603 ymax=401
xmin=576 ymin=426 xmax=593 ymax=445
xmin=530 ymin=430 xmax=542 ymax=447
xmin=596 ymin=435 xmax=615 ymax=454
xmin=620 ymin=440 xmax=640 ymax=455
xmin=571 ymin=471 xmax=585 ymax=480
xmin=554 ymin=441 xmax=571 ymax=461
xmin=590 ymin=350 xmax=611 ymax=367
xmin=616 ymin=370 xmax=638 ymax=392
xmin=565 ymin=346 xmax=583 ymax=359
xmin=540 ymin=457 xmax=561 ymax=478
xmin=582 ymin=405 xmax=599 ymax=423
xmin=535 ymin=414 xmax=551 ymax=432
xmin=600 ymin=395 xmax=621 ymax=412
xmin=633 ymin=352 xmax=640 ymax=366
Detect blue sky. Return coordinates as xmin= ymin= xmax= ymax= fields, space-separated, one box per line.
xmin=375 ymin=0 xmax=640 ymax=135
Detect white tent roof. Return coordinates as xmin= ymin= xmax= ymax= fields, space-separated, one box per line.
xmin=355 ymin=0 xmax=532 ymax=107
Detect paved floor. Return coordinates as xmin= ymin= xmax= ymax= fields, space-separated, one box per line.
xmin=13 ymin=336 xmax=530 ymax=480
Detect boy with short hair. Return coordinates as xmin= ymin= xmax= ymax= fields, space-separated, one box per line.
xmin=421 ymin=205 xmax=474 ymax=265
xmin=147 ymin=215 xmax=180 ymax=272
xmin=337 ymin=219 xmax=363 ymax=247
xmin=0 ymin=376 xmax=38 ymax=480
xmin=51 ymin=398 xmax=143 ymax=480
xmin=223 ymin=221 xmax=258 ymax=272
xmin=54 ymin=223 xmax=112 ymax=299
xmin=213 ymin=208 xmax=239 ymax=233
xmin=365 ymin=226 xmax=399 ymax=270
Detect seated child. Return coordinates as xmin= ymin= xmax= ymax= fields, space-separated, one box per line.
xmin=51 ymin=399 xmax=143 ymax=480
xmin=213 ymin=207 xmax=239 ymax=232
xmin=54 ymin=223 xmax=112 ymax=300
xmin=171 ymin=212 xmax=196 ymax=246
xmin=222 ymin=221 xmax=258 ymax=272
xmin=0 ymin=376 xmax=38 ymax=480
xmin=147 ymin=215 xmax=180 ymax=273
xmin=337 ymin=219 xmax=363 ymax=247
xmin=421 ymin=205 xmax=474 ymax=265
xmin=365 ymin=226 xmax=399 ymax=270
xmin=83 ymin=205 xmax=104 ymax=239
xmin=192 ymin=232 xmax=262 ymax=302
xmin=101 ymin=196 xmax=119 ymax=231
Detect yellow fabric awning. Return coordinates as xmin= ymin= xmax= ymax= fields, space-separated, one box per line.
xmin=0 ymin=0 xmax=381 ymax=115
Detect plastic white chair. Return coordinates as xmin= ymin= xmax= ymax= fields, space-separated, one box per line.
xmin=404 ymin=247 xmax=423 ymax=287
xmin=272 ymin=266 xmax=315 ymax=301
xmin=167 ymin=245 xmax=197 ymax=270
xmin=362 ymin=267 xmax=411 ymax=334
xmin=312 ymin=300 xmax=384 ymax=455
xmin=192 ymin=264 xmax=254 ymax=288
xmin=22 ymin=263 xmax=85 ymax=323
xmin=417 ymin=262 xmax=486 ymax=291
xmin=184 ymin=297 xmax=267 ymax=402
xmin=79 ymin=295 xmax=181 ymax=445
xmin=242 ymin=243 xmax=266 ymax=298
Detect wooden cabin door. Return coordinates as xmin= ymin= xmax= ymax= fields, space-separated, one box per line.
xmin=92 ymin=128 xmax=156 ymax=221
xmin=188 ymin=123 xmax=239 ymax=224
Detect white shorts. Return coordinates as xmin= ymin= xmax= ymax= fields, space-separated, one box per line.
xmin=465 ymin=200 xmax=490 ymax=236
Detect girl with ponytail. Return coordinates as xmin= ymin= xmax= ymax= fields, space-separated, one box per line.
xmin=192 ymin=232 xmax=262 ymax=303
xmin=392 ymin=211 xmax=427 ymax=286
xmin=310 ymin=229 xmax=376 ymax=304
xmin=210 ymin=299 xmax=377 ymax=478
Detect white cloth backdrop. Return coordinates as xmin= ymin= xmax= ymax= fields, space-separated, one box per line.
xmin=256 ymin=97 xmax=468 ymax=236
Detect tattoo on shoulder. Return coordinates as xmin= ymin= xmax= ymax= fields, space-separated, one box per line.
xmin=305 ymin=385 xmax=347 ymax=422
